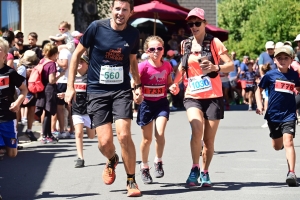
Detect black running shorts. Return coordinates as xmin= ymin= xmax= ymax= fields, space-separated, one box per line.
xmin=268 ymin=120 xmax=296 ymax=139
xmin=183 ymin=97 xmax=224 ymax=120
xmin=87 ymin=89 xmax=133 ymax=128
xmin=57 ymin=83 xmax=67 ymax=105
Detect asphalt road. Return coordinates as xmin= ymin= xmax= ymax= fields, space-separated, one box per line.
xmin=1 ymin=107 xmax=300 ymax=200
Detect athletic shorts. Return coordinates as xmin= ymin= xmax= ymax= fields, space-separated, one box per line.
xmin=72 ymin=114 xmax=91 ymax=128
xmin=268 ymin=120 xmax=296 ymax=139
xmin=0 ymin=120 xmax=18 ymax=148
xmin=245 ymin=86 xmax=255 ymax=93
xmin=137 ymin=97 xmax=169 ymax=127
xmin=222 ymin=81 xmax=230 ymax=89
xmin=184 ymin=97 xmax=224 ymax=120
xmin=87 ymin=89 xmax=133 ymax=128
xmin=57 ymin=83 xmax=67 ymax=105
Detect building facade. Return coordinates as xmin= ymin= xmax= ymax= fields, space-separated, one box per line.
xmin=0 ymin=0 xmax=216 ymax=46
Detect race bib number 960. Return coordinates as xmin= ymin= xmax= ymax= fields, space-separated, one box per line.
xmin=274 ymin=80 xmax=295 ymax=94
xmin=188 ymin=75 xmax=212 ymax=94
xmin=100 ymin=66 xmax=123 ymax=84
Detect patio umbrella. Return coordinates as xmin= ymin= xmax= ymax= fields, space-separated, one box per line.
xmin=133 ymin=1 xmax=188 ymax=35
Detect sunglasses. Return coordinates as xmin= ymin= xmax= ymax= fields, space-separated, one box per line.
xmin=148 ymin=47 xmax=164 ymax=52
xmin=59 ymin=28 xmax=65 ymax=31
xmin=187 ymin=22 xmax=202 ymax=28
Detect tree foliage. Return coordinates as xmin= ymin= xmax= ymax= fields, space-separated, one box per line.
xmin=218 ymin=0 xmax=300 ymax=59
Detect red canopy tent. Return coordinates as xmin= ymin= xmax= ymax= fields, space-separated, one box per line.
xmin=132 ymin=0 xmax=229 ymax=41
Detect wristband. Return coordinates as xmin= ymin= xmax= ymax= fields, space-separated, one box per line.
xmin=216 ymin=65 xmax=221 ymax=72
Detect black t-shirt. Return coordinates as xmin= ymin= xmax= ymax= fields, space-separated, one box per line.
xmin=8 ymin=46 xmax=29 ymax=60
xmin=80 ymin=19 xmax=139 ymax=93
xmin=0 ymin=65 xmax=25 ymax=122
xmin=28 ymin=45 xmax=43 ymax=59
xmin=72 ymin=74 xmax=88 ymax=115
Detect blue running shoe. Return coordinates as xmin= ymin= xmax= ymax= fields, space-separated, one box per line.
xmin=200 ymin=172 xmax=212 ymax=187
xmin=186 ymin=167 xmax=200 ymax=188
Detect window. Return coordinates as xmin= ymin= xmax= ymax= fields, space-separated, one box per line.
xmin=0 ymin=0 xmax=21 ymax=33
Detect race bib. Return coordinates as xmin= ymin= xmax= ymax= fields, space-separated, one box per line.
xmin=143 ymin=85 xmax=165 ymax=98
xmin=74 ymin=83 xmax=87 ymax=92
xmin=275 ymin=80 xmax=295 ymax=94
xmin=188 ymin=75 xmax=212 ymax=94
xmin=246 ymin=81 xmax=254 ymax=87
xmin=99 ymin=65 xmax=123 ymax=84
xmin=0 ymin=76 xmax=9 ymax=89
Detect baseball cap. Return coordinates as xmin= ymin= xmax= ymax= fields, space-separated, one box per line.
xmin=284 ymin=41 xmax=292 ymax=46
xmin=265 ymin=41 xmax=275 ymax=49
xmin=294 ymin=34 xmax=300 ymax=42
xmin=275 ymin=42 xmax=284 ymax=49
xmin=71 ymin=31 xmax=83 ymax=37
xmin=274 ymin=46 xmax=293 ymax=58
xmin=80 ymin=55 xmax=89 ymax=64
xmin=14 ymin=30 xmax=23 ymax=36
xmin=167 ymin=50 xmax=175 ymax=57
xmin=186 ymin=8 xmax=205 ymax=21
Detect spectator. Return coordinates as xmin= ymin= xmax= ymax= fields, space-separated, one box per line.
xmin=35 ymin=43 xmax=64 ymax=144
xmin=8 ymin=30 xmax=29 ymax=69
xmin=17 ymin=50 xmax=40 ymax=141
xmin=229 ymin=51 xmax=242 ymax=105
xmin=51 ymin=35 xmax=74 ymax=139
xmin=27 ymin=32 xmax=43 ymax=59
xmin=294 ymin=34 xmax=300 ymax=52
xmin=240 ymin=55 xmax=249 ymax=104
xmin=166 ymin=50 xmax=178 ymax=111
xmin=258 ymin=41 xmax=276 ymax=75
xmin=49 ymin=21 xmax=75 ymax=53
xmin=167 ymin=33 xmax=178 ymax=51
xmin=71 ymin=30 xmax=83 ymax=48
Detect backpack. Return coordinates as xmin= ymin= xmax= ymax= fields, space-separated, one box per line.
xmin=28 ymin=59 xmax=53 ymax=93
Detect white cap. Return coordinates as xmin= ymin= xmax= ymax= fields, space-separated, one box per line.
xmin=71 ymin=31 xmax=83 ymax=37
xmin=294 ymin=34 xmax=300 ymax=42
xmin=265 ymin=41 xmax=275 ymax=49
xmin=275 ymin=42 xmax=284 ymax=49
xmin=141 ymin=53 xmax=149 ymax=60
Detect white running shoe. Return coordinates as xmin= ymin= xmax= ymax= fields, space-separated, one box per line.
xmin=261 ymin=121 xmax=268 ymax=128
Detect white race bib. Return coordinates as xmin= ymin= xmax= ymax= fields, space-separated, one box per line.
xmin=188 ymin=75 xmax=212 ymax=94
xmin=99 ymin=65 xmax=123 ymax=84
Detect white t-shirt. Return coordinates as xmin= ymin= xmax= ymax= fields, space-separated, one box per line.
xmin=57 ymin=49 xmax=72 ymax=83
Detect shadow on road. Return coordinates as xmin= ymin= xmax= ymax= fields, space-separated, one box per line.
xmin=0 ymin=142 xmax=95 ymax=199
xmin=34 ymin=191 xmax=99 ymax=199
xmin=214 ymin=150 xmax=257 ymax=155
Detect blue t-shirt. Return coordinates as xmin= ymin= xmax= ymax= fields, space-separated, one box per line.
xmin=80 ymin=19 xmax=139 ymax=93
xmin=245 ymin=71 xmax=256 ymax=87
xmin=258 ymin=52 xmax=276 ymax=69
xmin=229 ymin=59 xmax=240 ymax=78
xmin=239 ymin=62 xmax=248 ymax=79
xmin=259 ymin=68 xmax=300 ymax=122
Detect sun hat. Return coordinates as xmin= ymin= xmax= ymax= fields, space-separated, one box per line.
xmin=294 ymin=34 xmax=300 ymax=42
xmin=19 ymin=50 xmax=39 ymax=66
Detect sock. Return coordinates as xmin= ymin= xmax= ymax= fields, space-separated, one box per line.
xmin=109 ymin=154 xmax=117 ymax=166
xmin=27 ymin=129 xmax=31 ymax=132
xmin=127 ymin=174 xmax=136 ymax=183
xmin=289 ymin=170 xmax=295 ymax=173
xmin=141 ymin=162 xmax=149 ymax=169
xmin=154 ymin=157 xmax=162 ymax=163
xmin=203 ymin=170 xmax=209 ymax=174
xmin=192 ymin=164 xmax=200 ymax=169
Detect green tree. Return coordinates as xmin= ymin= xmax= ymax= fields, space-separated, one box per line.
xmin=218 ymin=0 xmax=300 ymax=59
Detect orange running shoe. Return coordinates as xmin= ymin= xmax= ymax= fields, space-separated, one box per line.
xmin=102 ymin=153 xmax=119 ymax=185
xmin=127 ymin=178 xmax=142 ymax=197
